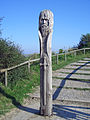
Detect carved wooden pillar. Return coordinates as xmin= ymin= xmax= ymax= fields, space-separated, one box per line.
xmin=38 ymin=10 xmax=54 ymax=116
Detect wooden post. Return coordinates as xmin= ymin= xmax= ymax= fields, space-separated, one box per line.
xmin=74 ymin=51 xmax=76 ymax=57
xmin=5 ymin=70 xmax=7 ymax=87
xmin=28 ymin=61 xmax=30 ymax=73
xmin=65 ymin=51 xmax=67 ymax=61
xmin=84 ymin=48 xmax=85 ymax=55
xmin=56 ymin=54 xmax=58 ymax=64
xmin=39 ymin=10 xmax=53 ymax=116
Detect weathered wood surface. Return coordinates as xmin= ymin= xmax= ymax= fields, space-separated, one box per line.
xmin=54 ymin=68 xmax=90 ymax=74
xmin=39 ymin=10 xmax=53 ymax=116
xmin=53 ymin=72 xmax=90 ymax=80
xmin=70 ymin=62 xmax=90 ymax=66
xmin=64 ymin=65 xmax=90 ymax=70
xmin=5 ymin=70 xmax=7 ymax=87
xmin=0 ymin=58 xmax=40 ymax=73
xmin=53 ymin=78 xmax=90 ymax=88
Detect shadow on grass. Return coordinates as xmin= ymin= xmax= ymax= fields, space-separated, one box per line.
xmin=53 ymin=62 xmax=90 ymax=100
xmin=53 ymin=104 xmax=90 ymax=120
xmin=0 ymin=87 xmax=39 ymax=115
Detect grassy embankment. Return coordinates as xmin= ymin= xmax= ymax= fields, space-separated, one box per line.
xmin=0 ymin=51 xmax=90 ymax=116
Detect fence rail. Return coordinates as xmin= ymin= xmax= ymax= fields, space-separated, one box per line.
xmin=0 ymin=48 xmax=90 ymax=86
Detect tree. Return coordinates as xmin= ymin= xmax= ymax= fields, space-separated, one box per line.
xmin=59 ymin=49 xmax=63 ymax=54
xmin=78 ymin=33 xmax=90 ymax=49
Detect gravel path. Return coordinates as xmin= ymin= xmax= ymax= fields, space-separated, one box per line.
xmin=53 ymin=69 xmax=90 ymax=74
xmin=0 ymin=58 xmax=90 ymax=120
xmin=83 ymin=58 xmax=90 ymax=60
xmin=53 ymin=78 xmax=90 ymax=88
xmin=64 ymin=65 xmax=90 ymax=70
xmin=78 ymin=60 xmax=90 ymax=63
xmin=70 ymin=62 xmax=90 ymax=66
xmin=53 ymin=72 xmax=90 ymax=80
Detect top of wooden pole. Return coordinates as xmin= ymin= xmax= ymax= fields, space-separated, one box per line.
xmin=39 ymin=10 xmax=54 ymax=37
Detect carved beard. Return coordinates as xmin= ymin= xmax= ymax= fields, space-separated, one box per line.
xmin=40 ymin=25 xmax=50 ymax=37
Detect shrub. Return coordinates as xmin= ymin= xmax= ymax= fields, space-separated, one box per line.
xmin=0 ymin=39 xmax=25 ymax=69
xmin=59 ymin=49 xmax=63 ymax=54
xmin=0 ymin=38 xmax=28 ymax=87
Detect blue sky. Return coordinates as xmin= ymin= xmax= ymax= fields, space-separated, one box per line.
xmin=0 ymin=0 xmax=90 ymax=54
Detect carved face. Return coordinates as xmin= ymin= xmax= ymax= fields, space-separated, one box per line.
xmin=39 ymin=10 xmax=53 ymax=37
xmin=39 ymin=15 xmax=49 ymax=28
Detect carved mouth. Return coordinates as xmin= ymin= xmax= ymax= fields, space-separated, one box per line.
xmin=41 ymin=24 xmax=48 ymax=27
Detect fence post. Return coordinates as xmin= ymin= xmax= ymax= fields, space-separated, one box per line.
xmin=74 ymin=51 xmax=76 ymax=57
xmin=65 ymin=51 xmax=67 ymax=61
xmin=56 ymin=54 xmax=58 ymax=64
xmin=5 ymin=70 xmax=7 ymax=87
xmin=28 ymin=61 xmax=30 ymax=73
xmin=84 ymin=48 xmax=85 ymax=55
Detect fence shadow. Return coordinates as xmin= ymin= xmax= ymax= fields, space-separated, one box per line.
xmin=0 ymin=87 xmax=39 ymax=115
xmin=53 ymin=62 xmax=90 ymax=100
xmin=53 ymin=104 xmax=90 ymax=120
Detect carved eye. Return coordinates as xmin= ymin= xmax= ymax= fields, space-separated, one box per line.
xmin=40 ymin=18 xmax=44 ymax=23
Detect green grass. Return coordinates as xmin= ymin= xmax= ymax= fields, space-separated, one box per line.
xmin=0 ymin=63 xmax=40 ymax=116
xmin=0 ymin=52 xmax=90 ymax=116
xmin=52 ymin=53 xmax=90 ymax=71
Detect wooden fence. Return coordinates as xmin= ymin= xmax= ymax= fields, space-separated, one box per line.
xmin=0 ymin=48 xmax=90 ymax=87
xmin=0 ymin=58 xmax=40 ymax=87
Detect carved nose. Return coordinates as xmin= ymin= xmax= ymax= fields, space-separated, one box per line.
xmin=43 ymin=20 xmax=45 ymax=24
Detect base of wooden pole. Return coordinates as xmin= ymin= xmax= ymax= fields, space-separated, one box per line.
xmin=40 ymin=107 xmax=53 ymax=116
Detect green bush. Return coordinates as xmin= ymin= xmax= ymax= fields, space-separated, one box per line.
xmin=0 ymin=38 xmax=28 ymax=87
xmin=0 ymin=39 xmax=25 ymax=69
xmin=59 ymin=49 xmax=63 ymax=53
